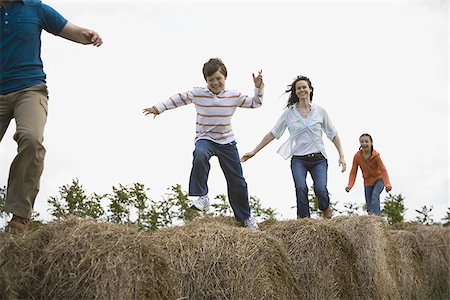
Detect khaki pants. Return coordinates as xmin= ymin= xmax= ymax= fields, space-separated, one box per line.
xmin=0 ymin=85 xmax=48 ymax=219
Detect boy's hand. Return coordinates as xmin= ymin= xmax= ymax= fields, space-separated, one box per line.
xmin=252 ymin=70 xmax=264 ymax=88
xmin=142 ymin=106 xmax=159 ymax=118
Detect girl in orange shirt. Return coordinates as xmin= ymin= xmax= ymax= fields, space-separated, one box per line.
xmin=345 ymin=133 xmax=392 ymax=215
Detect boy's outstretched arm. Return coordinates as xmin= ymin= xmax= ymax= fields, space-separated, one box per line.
xmin=252 ymin=70 xmax=264 ymax=88
xmin=241 ymin=132 xmax=275 ymax=162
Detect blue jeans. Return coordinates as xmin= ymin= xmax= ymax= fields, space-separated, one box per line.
xmin=291 ymin=155 xmax=329 ymax=218
xmin=364 ymin=179 xmax=384 ymax=215
xmin=188 ymin=139 xmax=250 ymax=221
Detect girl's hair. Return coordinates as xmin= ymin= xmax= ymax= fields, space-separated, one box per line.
xmin=286 ymin=75 xmax=314 ymax=108
xmin=202 ymin=58 xmax=227 ymax=80
xmin=359 ymin=133 xmax=374 ymax=153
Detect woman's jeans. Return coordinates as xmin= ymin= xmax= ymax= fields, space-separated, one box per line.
xmin=188 ymin=139 xmax=250 ymax=221
xmin=364 ymin=179 xmax=384 ymax=215
xmin=291 ymin=154 xmax=329 ymax=218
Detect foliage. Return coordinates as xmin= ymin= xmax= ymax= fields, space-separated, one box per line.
xmin=381 ymin=193 xmax=406 ymax=224
xmin=0 ymin=185 xmax=6 ymax=215
xmin=210 ymin=194 xmax=277 ymax=222
xmin=341 ymin=202 xmax=365 ymax=216
xmin=249 ymin=196 xmax=278 ymax=221
xmin=107 ymin=183 xmax=148 ymax=225
xmin=211 ymin=194 xmax=233 ymax=217
xmin=48 ymin=178 xmax=105 ymax=221
xmin=46 ymin=180 xmax=278 ymax=230
xmin=442 ymin=208 xmax=450 ymax=227
xmin=0 ymin=185 xmax=7 ymax=227
xmin=165 ymin=184 xmax=200 ymax=223
xmin=415 ymin=205 xmax=434 ymax=225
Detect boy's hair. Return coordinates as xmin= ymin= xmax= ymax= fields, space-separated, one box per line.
xmin=286 ymin=75 xmax=314 ymax=107
xmin=203 ymin=58 xmax=227 ymax=80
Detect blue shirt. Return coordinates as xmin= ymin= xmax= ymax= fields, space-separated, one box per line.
xmin=0 ymin=0 xmax=68 ymax=94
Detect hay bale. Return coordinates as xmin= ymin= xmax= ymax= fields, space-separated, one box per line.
xmin=0 ymin=218 xmax=178 ymax=299
xmin=388 ymin=230 xmax=427 ymax=299
xmin=415 ymin=225 xmax=450 ymax=299
xmin=332 ymin=216 xmax=400 ymax=299
xmin=393 ymin=224 xmax=449 ymax=299
xmin=151 ymin=216 xmax=303 ymax=300
xmin=0 ymin=233 xmax=19 ymax=300
xmin=261 ymin=218 xmax=363 ymax=300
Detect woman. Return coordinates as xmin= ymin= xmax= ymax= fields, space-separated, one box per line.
xmin=241 ymin=75 xmax=346 ymax=219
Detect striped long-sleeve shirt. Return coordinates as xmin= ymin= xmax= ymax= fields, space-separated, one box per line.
xmin=153 ymin=86 xmax=264 ymax=144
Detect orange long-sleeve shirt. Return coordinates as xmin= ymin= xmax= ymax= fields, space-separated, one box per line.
xmin=346 ymin=149 xmax=392 ymax=189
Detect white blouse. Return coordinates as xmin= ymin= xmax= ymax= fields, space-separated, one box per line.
xmin=270 ymin=104 xmax=338 ymax=159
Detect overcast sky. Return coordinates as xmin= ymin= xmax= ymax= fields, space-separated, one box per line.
xmin=0 ymin=0 xmax=448 ymax=224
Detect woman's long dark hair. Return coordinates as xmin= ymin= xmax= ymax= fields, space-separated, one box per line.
xmin=286 ymin=75 xmax=314 ymax=108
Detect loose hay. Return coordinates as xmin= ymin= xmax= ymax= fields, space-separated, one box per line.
xmin=261 ymin=218 xmax=363 ymax=300
xmin=388 ymin=230 xmax=427 ymax=299
xmin=0 ymin=218 xmax=178 ymax=300
xmin=151 ymin=216 xmax=303 ymax=300
xmin=332 ymin=216 xmax=400 ymax=300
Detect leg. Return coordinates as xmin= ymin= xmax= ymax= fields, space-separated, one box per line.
xmin=370 ymin=179 xmax=384 ymax=216
xmin=291 ymin=157 xmax=310 ymax=218
xmin=310 ymin=158 xmax=330 ymax=212
xmin=188 ymin=139 xmax=215 ymax=197
xmin=216 ymin=142 xmax=250 ymax=222
xmin=364 ymin=185 xmax=374 ymax=214
xmin=5 ymin=86 xmax=48 ymax=219
xmin=0 ymin=93 xmax=13 ymax=142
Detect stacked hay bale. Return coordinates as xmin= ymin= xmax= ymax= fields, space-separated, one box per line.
xmin=332 ymin=216 xmax=400 ymax=299
xmin=261 ymin=218 xmax=363 ymax=299
xmin=0 ymin=234 xmax=16 ymax=300
xmin=392 ymin=222 xmax=449 ymax=299
xmin=0 ymin=218 xmax=178 ymax=299
xmin=151 ymin=216 xmax=303 ymax=300
xmin=412 ymin=225 xmax=449 ymax=299
xmin=388 ymin=229 xmax=427 ymax=299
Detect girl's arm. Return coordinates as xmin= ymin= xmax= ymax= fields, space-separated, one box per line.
xmin=345 ymin=154 xmax=359 ymax=191
xmin=332 ymin=135 xmax=346 ymax=172
xmin=241 ymin=132 xmax=275 ymax=162
xmin=377 ymin=156 xmax=392 ymax=191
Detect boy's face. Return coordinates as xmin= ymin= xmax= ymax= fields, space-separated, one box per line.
xmin=206 ymin=70 xmax=226 ymax=94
